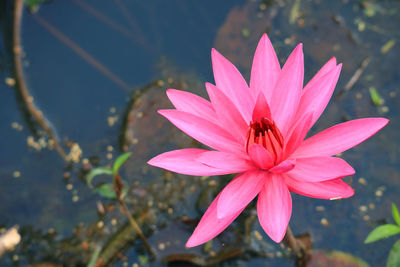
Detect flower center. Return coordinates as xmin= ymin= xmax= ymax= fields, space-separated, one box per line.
xmin=246 ymin=117 xmax=284 ymax=162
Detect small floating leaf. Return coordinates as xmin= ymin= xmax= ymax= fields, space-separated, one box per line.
xmin=289 ymin=0 xmax=301 ymax=24
xmin=387 ymin=239 xmax=400 ymax=267
xmin=365 ymin=224 xmax=400 ymax=244
xmin=112 ymin=152 xmax=132 ymax=174
xmin=94 ymin=183 xmax=117 ymax=199
xmin=87 ymin=167 xmax=113 ymax=187
xmin=392 ymin=203 xmax=400 ymax=226
xmin=381 ymin=40 xmax=396 ymax=54
xmin=369 ymin=87 xmax=384 ymax=106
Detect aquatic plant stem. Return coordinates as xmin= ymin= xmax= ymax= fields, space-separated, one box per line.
xmin=118 ymin=199 xmax=156 ymax=260
xmin=115 ymin=176 xmax=156 ymax=261
xmin=283 ymin=226 xmax=304 ymax=258
xmin=13 ymin=0 xmax=68 ymax=161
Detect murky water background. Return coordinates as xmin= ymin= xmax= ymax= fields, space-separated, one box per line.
xmin=0 ymin=0 xmax=399 ymax=266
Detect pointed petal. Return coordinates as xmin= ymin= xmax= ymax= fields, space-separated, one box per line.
xmin=252 ymin=92 xmax=272 ymax=122
xmin=269 ymin=159 xmax=296 ymax=174
xmin=217 ymin=171 xmax=266 ymax=219
xmin=250 ymin=34 xmax=281 ymax=101
xmin=248 ymin=144 xmax=274 ymax=169
xmin=148 ymin=149 xmax=236 ymax=176
xmin=159 ymin=109 xmax=243 ymax=153
xmin=205 ymin=83 xmax=248 ymax=143
xmin=186 ymin=192 xmax=243 ymax=247
xmin=304 ymin=57 xmax=337 ymax=90
xmin=257 ymin=174 xmax=292 ymax=243
xmin=270 ymin=44 xmax=304 ymax=136
xmin=287 ymin=157 xmax=355 ymax=182
xmin=166 ymin=89 xmax=217 ymax=124
xmin=197 ymin=151 xmax=255 ymax=173
xmin=296 ymin=63 xmax=342 ymax=128
xmin=292 ymin=118 xmax=389 ymax=158
xmin=283 ymin=112 xmax=313 ymax=158
xmin=284 ymin=175 xmax=354 ymax=199
xmin=212 ymin=48 xmax=254 ymax=122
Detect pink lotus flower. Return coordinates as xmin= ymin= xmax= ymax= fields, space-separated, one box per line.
xmin=148 ymin=34 xmax=388 ymax=247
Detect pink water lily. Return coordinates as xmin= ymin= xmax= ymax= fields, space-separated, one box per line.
xmin=148 ymin=34 xmax=388 ymax=247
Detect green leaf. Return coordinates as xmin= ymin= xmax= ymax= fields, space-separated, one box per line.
xmin=93 ymin=183 xmax=116 ymax=199
xmin=92 ymin=183 xmax=128 ymax=199
xmin=86 ymin=167 xmax=113 ymax=187
xmin=87 ymin=246 xmax=101 ymax=267
xmin=365 ymin=224 xmax=400 ymax=244
xmin=387 ymin=239 xmax=400 ymax=267
xmin=112 ymin=152 xmax=132 ymax=174
xmin=392 ymin=203 xmax=400 ymax=226
xmin=369 ymin=87 xmax=384 ymax=106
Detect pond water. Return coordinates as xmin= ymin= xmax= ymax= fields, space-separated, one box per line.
xmin=0 ymin=0 xmax=399 ymax=266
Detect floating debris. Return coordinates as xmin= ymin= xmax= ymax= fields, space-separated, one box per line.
xmin=11 ymin=122 xmax=23 ymax=131
xmin=66 ymin=143 xmax=82 ymax=163
xmin=358 ymin=177 xmax=367 ymax=185
xmin=0 ymin=226 xmax=21 ymax=257
xmin=12 ymin=171 xmax=21 ymax=178
xmin=5 ymin=77 xmax=16 ymax=87
xmin=369 ymin=87 xmax=384 ymax=106
xmin=316 ymin=206 xmax=325 ymax=212
xmin=381 ymin=40 xmax=396 ymax=54
xmin=359 ymin=206 xmax=368 ymax=212
xmin=321 ymin=218 xmax=329 ymax=227
xmin=107 ymin=115 xmax=118 ymax=126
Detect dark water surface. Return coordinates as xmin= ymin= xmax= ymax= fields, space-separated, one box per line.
xmin=0 ymin=0 xmax=399 ymax=266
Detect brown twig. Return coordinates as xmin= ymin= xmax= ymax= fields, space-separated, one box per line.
xmin=114 ymin=174 xmax=156 ymax=260
xmin=13 ymin=0 xmax=68 ymax=161
xmin=337 ymin=57 xmax=371 ymax=98
xmin=283 ymin=226 xmax=303 ymax=258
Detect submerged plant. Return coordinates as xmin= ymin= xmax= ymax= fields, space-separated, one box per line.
xmin=148 ymin=34 xmax=388 ymax=247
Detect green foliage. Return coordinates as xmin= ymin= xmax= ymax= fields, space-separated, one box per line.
xmin=25 ymin=0 xmax=47 ymax=13
xmin=93 ymin=183 xmax=117 ymax=199
xmin=365 ymin=224 xmax=400 ymax=244
xmin=112 ymin=152 xmax=132 ymax=175
xmin=369 ymin=87 xmax=384 ymax=106
xmin=87 ymin=246 xmax=101 ymax=267
xmin=86 ymin=167 xmax=113 ymax=187
xmin=387 ymin=239 xmax=400 ymax=267
xmin=392 ymin=204 xmax=400 ymax=226
xmin=364 ymin=203 xmax=400 ymax=266
xmin=85 ymin=152 xmax=131 ymax=199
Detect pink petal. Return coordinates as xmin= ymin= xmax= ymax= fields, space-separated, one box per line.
xmin=252 ymin=92 xmax=272 ymax=122
xmin=217 ymin=171 xmax=266 ymax=219
xmin=257 ymin=174 xmax=292 ymax=243
xmin=295 ymin=63 xmax=342 ymax=129
xmin=283 ymin=112 xmax=313 ymax=158
xmin=166 ymin=89 xmax=218 ymax=124
xmin=212 ymin=48 xmax=254 ymax=123
xmin=159 ymin=109 xmax=243 ymax=153
xmin=269 ymin=159 xmax=296 ymax=174
xmin=270 ymin=44 xmax=304 ymax=137
xmin=186 ymin=192 xmax=243 ymax=247
xmin=250 ymin=34 xmax=281 ymax=101
xmin=287 ymin=157 xmax=355 ymax=182
xmin=148 ymin=149 xmax=236 ymax=176
xmin=292 ymin=118 xmax=389 ymax=158
xmin=205 ymin=83 xmax=248 ymax=143
xmin=304 ymin=57 xmax=337 ymax=90
xmin=248 ymin=144 xmax=274 ymax=169
xmin=284 ymin=175 xmax=354 ymax=199
xmin=197 ymin=151 xmax=255 ymax=173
